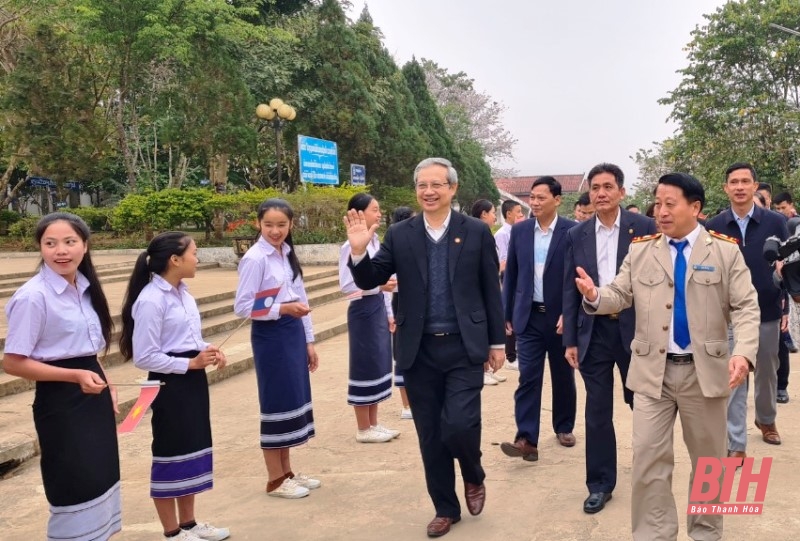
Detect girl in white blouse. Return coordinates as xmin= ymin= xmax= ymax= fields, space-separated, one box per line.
xmin=4 ymin=212 xmax=120 ymax=541
xmin=234 ymin=198 xmax=320 ymax=499
xmin=119 ymin=231 xmax=229 ymax=541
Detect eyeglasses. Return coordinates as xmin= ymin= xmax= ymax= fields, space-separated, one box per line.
xmin=415 ymin=182 xmax=450 ymax=191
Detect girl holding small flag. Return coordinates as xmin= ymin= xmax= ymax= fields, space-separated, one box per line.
xmin=234 ymin=198 xmax=320 ymax=499
xmin=339 ymin=193 xmax=400 ymax=443
xmin=3 ymin=213 xmax=121 ymax=541
xmin=119 ymin=232 xmax=229 ymax=541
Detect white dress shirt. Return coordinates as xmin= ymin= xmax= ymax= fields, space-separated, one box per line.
xmin=234 ymin=237 xmax=314 ymax=343
xmin=5 ymin=264 xmax=105 ymax=361
xmin=664 ymin=225 xmax=702 ymax=354
xmin=131 ymin=273 xmax=210 ymax=374
xmin=494 ymin=222 xmax=512 ymax=263
xmin=595 ymin=210 xmax=621 ymax=287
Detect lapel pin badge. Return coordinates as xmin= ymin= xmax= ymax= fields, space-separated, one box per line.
xmin=628 ymin=228 xmax=634 ymax=235
xmin=454 ymin=237 xmax=461 ymax=244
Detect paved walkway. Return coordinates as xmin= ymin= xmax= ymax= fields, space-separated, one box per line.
xmin=1 ymin=254 xmax=798 ymax=540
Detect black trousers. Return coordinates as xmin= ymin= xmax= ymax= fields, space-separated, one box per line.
xmin=514 ymin=310 xmax=576 ymax=444
xmin=505 ymin=330 xmax=517 ymax=363
xmin=579 ymin=316 xmax=633 ymax=494
xmin=404 ymin=334 xmax=485 ymax=519
xmin=778 ymin=336 xmax=790 ymax=391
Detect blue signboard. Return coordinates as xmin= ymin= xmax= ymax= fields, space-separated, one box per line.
xmin=65 ymin=181 xmax=81 ymax=191
xmin=298 ymin=135 xmax=339 ymax=185
xmin=350 ymin=164 xmax=366 ymax=186
xmin=29 ymin=177 xmax=56 ymax=188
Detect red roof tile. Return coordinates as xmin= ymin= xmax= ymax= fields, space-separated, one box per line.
xmin=495 ymin=174 xmax=586 ymax=196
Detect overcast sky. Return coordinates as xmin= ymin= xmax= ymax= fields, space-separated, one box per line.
xmin=347 ymin=0 xmax=728 ymax=185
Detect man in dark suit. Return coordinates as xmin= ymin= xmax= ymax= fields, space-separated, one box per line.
xmin=562 ymin=163 xmax=657 ymax=514
xmin=344 ymin=157 xmax=505 ymax=538
xmin=500 ymin=176 xmax=578 ymax=462
xmin=706 ymin=162 xmax=789 ymax=457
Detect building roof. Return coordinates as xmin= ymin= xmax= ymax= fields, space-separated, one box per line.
xmin=495 ymin=174 xmax=586 ymax=195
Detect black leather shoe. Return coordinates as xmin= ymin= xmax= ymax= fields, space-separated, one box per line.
xmin=583 ymin=492 xmax=612 ymax=514
xmin=777 ymin=390 xmax=790 ymax=404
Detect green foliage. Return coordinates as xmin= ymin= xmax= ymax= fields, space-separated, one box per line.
xmin=656 ymin=0 xmax=800 ymax=199
xmin=111 ymin=194 xmax=149 ymax=233
xmin=7 ymin=216 xmax=39 ymax=238
xmin=66 ymin=207 xmax=113 ymax=231
xmin=0 ymin=209 xmax=22 ymax=233
xmin=144 ymin=188 xmax=213 ymax=230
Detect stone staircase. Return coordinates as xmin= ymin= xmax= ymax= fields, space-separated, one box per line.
xmin=0 ymin=259 xmax=349 ymax=472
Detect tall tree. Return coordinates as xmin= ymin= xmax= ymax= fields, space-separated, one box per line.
xmin=659 ymin=0 xmax=800 ymax=194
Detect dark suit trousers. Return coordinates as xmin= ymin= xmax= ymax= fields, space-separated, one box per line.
xmin=514 ymin=311 xmax=576 ymax=445
xmin=404 ymin=334 xmax=485 ymax=519
xmin=579 ymin=316 xmax=633 ymax=494
xmin=778 ymin=336 xmax=790 ymax=391
xmin=505 ymin=330 xmax=517 ymax=363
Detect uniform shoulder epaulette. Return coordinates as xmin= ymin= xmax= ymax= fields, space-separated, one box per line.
xmin=708 ymin=230 xmax=739 ymax=244
xmin=632 ymin=233 xmax=661 ymax=243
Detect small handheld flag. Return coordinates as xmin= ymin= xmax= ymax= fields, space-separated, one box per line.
xmin=252 ymin=286 xmax=281 ymax=317
xmin=117 ymin=380 xmax=162 ymax=434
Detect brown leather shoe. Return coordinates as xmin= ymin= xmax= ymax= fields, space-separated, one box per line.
xmin=426 ymin=516 xmax=460 ymax=538
xmin=754 ymin=420 xmax=782 ymax=445
xmin=500 ymin=438 xmax=539 ymax=461
xmin=556 ymin=432 xmax=576 ymax=447
xmin=727 ymin=450 xmax=746 ymax=468
xmin=464 ymin=481 xmax=486 ymax=516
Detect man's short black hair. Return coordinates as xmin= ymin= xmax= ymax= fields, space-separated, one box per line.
xmin=531 ymin=176 xmax=562 ymax=197
xmin=774 ymin=192 xmax=794 ymax=206
xmin=587 ymin=163 xmax=624 ymax=188
xmin=625 ymin=204 xmax=639 ymax=211
xmin=501 ymin=199 xmax=521 ymax=219
xmin=758 ymin=182 xmax=772 ymax=193
xmin=655 ymin=172 xmax=705 ymax=208
xmin=725 ymin=162 xmax=757 ymax=183
xmin=575 ymin=191 xmax=591 ymax=207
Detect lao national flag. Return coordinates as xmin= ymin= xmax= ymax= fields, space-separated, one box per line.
xmin=118 ymin=381 xmax=162 ymax=434
xmin=252 ymin=286 xmax=281 ymax=317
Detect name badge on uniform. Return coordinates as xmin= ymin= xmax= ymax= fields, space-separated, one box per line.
xmin=692 ymin=264 xmax=715 ymax=272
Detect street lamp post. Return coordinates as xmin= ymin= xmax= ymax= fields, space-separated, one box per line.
xmin=256 ymin=98 xmax=297 ymax=187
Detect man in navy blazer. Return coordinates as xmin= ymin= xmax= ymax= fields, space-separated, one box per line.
xmin=500 ymin=177 xmax=578 ymax=462
xmin=562 ymin=163 xmax=657 ymax=514
xmin=345 ymin=157 xmax=505 ymax=538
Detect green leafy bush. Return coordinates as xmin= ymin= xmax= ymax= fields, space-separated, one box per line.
xmin=0 ymin=209 xmax=21 ymax=235
xmin=111 ymin=194 xmax=149 ymax=233
xmin=67 ymin=207 xmax=113 ymax=231
xmin=7 ymin=216 xmax=39 ymax=238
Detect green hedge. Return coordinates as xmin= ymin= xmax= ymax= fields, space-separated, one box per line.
xmin=1 ymin=184 xmax=416 ymax=245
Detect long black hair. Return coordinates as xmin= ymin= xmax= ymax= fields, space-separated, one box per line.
xmin=119 ymin=231 xmax=193 ymax=361
xmin=346 ymin=192 xmax=375 ymax=213
xmin=35 ymin=212 xmax=113 ymax=355
xmin=257 ymin=198 xmax=303 ymax=282
xmin=391 ymin=206 xmax=414 ymax=224
xmin=470 ymin=199 xmax=494 ymax=218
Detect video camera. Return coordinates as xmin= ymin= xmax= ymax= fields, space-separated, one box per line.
xmin=764 ymin=233 xmax=800 ymax=300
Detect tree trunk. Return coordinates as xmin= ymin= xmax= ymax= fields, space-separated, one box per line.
xmin=209 ymin=153 xmax=229 ymax=240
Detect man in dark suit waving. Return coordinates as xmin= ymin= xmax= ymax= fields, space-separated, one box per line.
xmin=562 ymin=163 xmax=657 ymax=514
xmin=344 ymin=157 xmax=505 ymax=538
xmin=500 ymin=176 xmax=578 ymax=461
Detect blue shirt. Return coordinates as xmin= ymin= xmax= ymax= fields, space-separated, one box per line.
xmin=533 ymin=216 xmax=557 ymax=302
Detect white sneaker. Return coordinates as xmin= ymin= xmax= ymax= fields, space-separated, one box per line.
xmin=506 ymin=360 xmax=519 ymax=371
xmin=171 ymin=532 xmax=203 ymax=541
xmin=491 ymin=371 xmax=507 ymax=382
xmin=483 ymin=371 xmax=498 ymax=385
xmin=356 ymin=427 xmax=394 ymax=443
xmin=400 ymin=407 xmax=413 ymax=419
xmin=187 ymin=522 xmax=230 ymax=541
xmin=373 ymin=424 xmax=400 ymax=439
xmin=267 ymin=477 xmax=310 ymax=499
xmin=292 ymin=472 xmax=321 ymax=490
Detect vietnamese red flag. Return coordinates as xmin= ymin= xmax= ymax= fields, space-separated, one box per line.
xmin=118 ymin=381 xmax=162 ymax=434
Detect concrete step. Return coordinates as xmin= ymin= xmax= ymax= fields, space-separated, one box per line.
xmin=0 ymin=265 xmax=339 ymax=355
xmin=0 ymin=260 xmax=137 ymax=282
xmin=0 ymin=262 xmax=221 ymax=299
xmin=0 ymin=280 xmax=344 ymax=396
xmin=0 ymin=297 xmax=350 ymax=472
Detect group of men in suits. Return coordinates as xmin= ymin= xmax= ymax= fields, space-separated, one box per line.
xmin=344 ymin=157 xmax=764 ymax=541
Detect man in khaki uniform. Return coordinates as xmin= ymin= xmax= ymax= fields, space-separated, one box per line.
xmin=574 ymin=173 xmax=760 ymax=541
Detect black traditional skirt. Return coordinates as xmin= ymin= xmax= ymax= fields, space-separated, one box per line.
xmin=347 ymin=294 xmax=393 ymax=406
xmin=148 ymin=351 xmax=213 ymax=499
xmin=33 ymin=355 xmax=122 ymax=541
xmin=252 ymin=317 xmax=315 ymax=449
